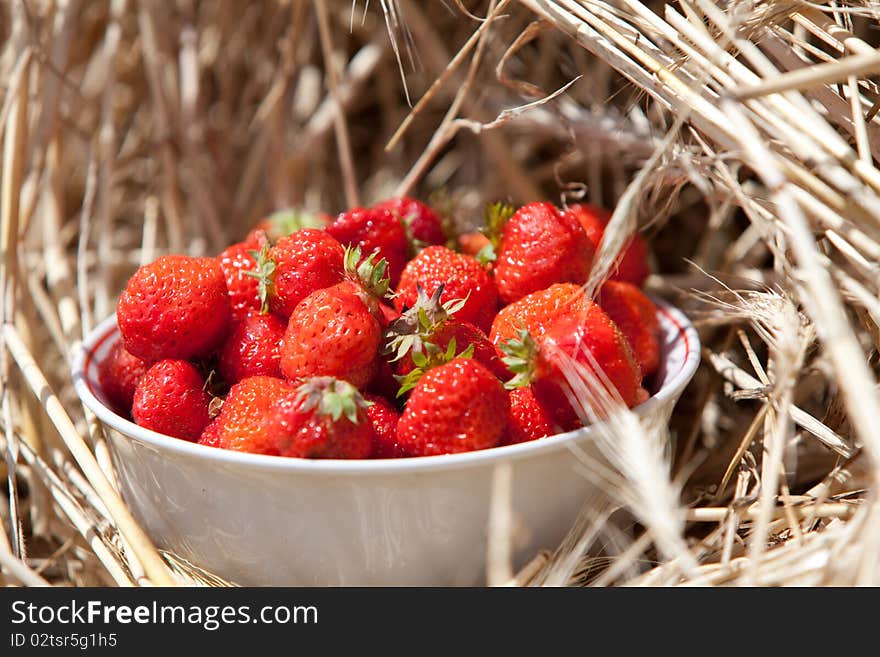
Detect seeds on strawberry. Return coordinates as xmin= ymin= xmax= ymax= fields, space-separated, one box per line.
xmin=565 ymin=203 xmax=650 ymax=286
xmin=396 ymin=358 xmax=509 ymax=456
xmin=386 ymin=285 xmax=509 ymax=382
xmin=374 ymin=196 xmax=447 ymax=251
xmin=362 ymin=392 xmax=403 ymax=458
xmin=326 ymin=206 xmax=409 ymax=286
xmin=501 ymin=303 xmax=644 ymax=427
xmin=198 ymin=419 xmax=222 ymax=448
xmin=132 ymin=360 xmax=213 ymax=441
xmin=211 ymin=376 xmax=296 ymax=455
xmin=98 ymin=342 xmax=149 ymax=416
xmin=596 ymin=280 xmax=660 ymax=378
xmin=504 ymin=386 xmax=557 ymax=445
xmin=217 ymin=242 xmax=261 ymax=320
xmin=264 ymin=378 xmax=375 ymax=459
xmin=117 ymin=255 xmax=231 ymax=363
xmin=395 ymin=246 xmax=499 ymax=333
xmin=489 ymin=282 xmax=589 ymax=346
xmin=217 ymin=311 xmax=286 ymax=384
xmin=280 ymin=282 xmax=382 ymax=388
xmin=493 ymin=201 xmax=594 ymax=305
xmin=250 ymin=228 xmax=345 ymax=318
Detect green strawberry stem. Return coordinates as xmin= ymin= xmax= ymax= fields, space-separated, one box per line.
xmin=395 ymin=338 xmax=475 ymax=397
xmin=295 ymin=377 xmax=372 ymax=424
xmin=499 ymin=328 xmax=540 ymax=390
xmin=477 ymin=201 xmax=515 ymax=265
xmin=384 ymin=283 xmax=468 ymax=363
xmin=244 ymin=242 xmax=276 ymax=314
xmin=344 ymin=245 xmax=391 ymax=300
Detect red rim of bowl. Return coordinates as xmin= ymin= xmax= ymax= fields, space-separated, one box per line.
xmin=71 ymin=300 xmax=700 ymax=475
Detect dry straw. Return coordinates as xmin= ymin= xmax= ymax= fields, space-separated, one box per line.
xmin=1 ymin=0 xmax=880 ymax=586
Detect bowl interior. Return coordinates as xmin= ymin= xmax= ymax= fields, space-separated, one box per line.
xmin=72 ymin=299 xmax=700 ymax=473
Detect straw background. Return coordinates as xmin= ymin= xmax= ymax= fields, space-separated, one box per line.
xmin=2 ymin=0 xmax=880 ymax=586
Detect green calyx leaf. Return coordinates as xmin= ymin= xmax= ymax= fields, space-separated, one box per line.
xmin=344 ymin=246 xmax=392 ymax=300
xmin=480 ymin=201 xmax=515 ymax=256
xmin=383 ymin=284 xmax=469 ymax=364
xmin=475 ymin=242 xmax=496 ymax=266
xmin=394 ymin=337 xmax=475 ymax=397
xmin=244 ymin=242 xmax=276 ymax=314
xmin=295 ymin=377 xmax=369 ymax=424
xmin=499 ymin=328 xmax=540 ymax=390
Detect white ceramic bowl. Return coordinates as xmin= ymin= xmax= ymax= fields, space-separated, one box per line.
xmin=72 ymin=300 xmax=699 ymax=586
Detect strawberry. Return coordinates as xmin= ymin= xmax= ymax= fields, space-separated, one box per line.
xmin=265 ymin=378 xmax=374 ymax=459
xmin=493 ymin=201 xmax=594 ymax=305
xmin=337 ymin=246 xmax=394 ymax=322
xmin=566 ymin=203 xmax=650 ymax=286
xmin=249 ymin=228 xmax=345 ymax=318
xmin=326 ymin=207 xmax=409 ymax=286
xmin=596 ymin=280 xmax=660 ymax=377
xmin=217 ymin=311 xmax=286 ymax=384
xmin=132 ymin=360 xmax=213 ymax=441
xmin=209 ymin=376 xmax=296 ymax=455
xmin=117 ymin=255 xmax=231 ymax=362
xmin=217 ymin=242 xmax=261 ymax=320
xmin=368 ymin=356 xmax=401 ymax=401
xmin=280 ymin=282 xmax=382 ymax=388
xmin=98 ymin=341 xmax=149 ymax=415
xmin=489 ymin=283 xmax=589 ymax=346
xmin=396 ymin=357 xmax=509 ymax=456
xmin=362 ymin=392 xmax=403 ymax=458
xmin=374 ymin=196 xmax=446 ymax=250
xmin=245 ymin=208 xmax=331 ymax=248
xmin=504 ymin=386 xmax=557 ymax=445
xmin=394 ymin=246 xmax=498 ymax=333
xmin=385 ymin=285 xmax=509 ymax=382
xmin=198 ymin=419 xmax=222 ymax=448
xmin=501 ymin=303 xmax=644 ymax=428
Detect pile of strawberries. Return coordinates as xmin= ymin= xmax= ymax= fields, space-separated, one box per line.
xmin=101 ymin=197 xmax=660 ymax=459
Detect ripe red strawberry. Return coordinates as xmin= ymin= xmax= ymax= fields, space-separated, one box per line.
xmin=367 ymin=356 xmax=401 ymax=401
xmin=489 ymin=283 xmax=589 ymax=346
xmin=117 ymin=255 xmax=231 ymax=362
xmin=374 ymin=196 xmax=446 ymax=250
xmin=326 ymin=207 xmax=409 ymax=286
xmin=566 ymin=203 xmax=650 ymax=286
xmin=501 ymin=303 xmax=644 ymax=428
xmin=132 ymin=360 xmax=213 ymax=441
xmin=596 ymin=281 xmax=660 ymax=377
xmin=394 ymin=246 xmax=498 ymax=333
xmin=250 ymin=228 xmax=345 ymax=318
xmin=217 ymin=311 xmax=286 ymax=384
xmin=386 ymin=285 xmax=509 ymax=382
xmin=493 ymin=201 xmax=594 ymax=305
xmin=98 ymin=341 xmax=149 ymax=415
xmin=378 ymin=303 xmax=399 ymax=328
xmin=198 ymin=419 xmax=222 ymax=448
xmin=264 ymin=378 xmax=374 ymax=459
xmin=504 ymin=386 xmax=556 ymax=445
xmin=280 ymin=282 xmax=381 ymax=388
xmin=209 ymin=376 xmax=296 ymax=455
xmin=245 ymin=209 xmax=331 ymax=248
xmin=217 ymin=242 xmax=261 ymax=320
xmin=397 ymin=358 xmax=509 ymax=456
xmin=362 ymin=392 xmax=403 ymax=458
